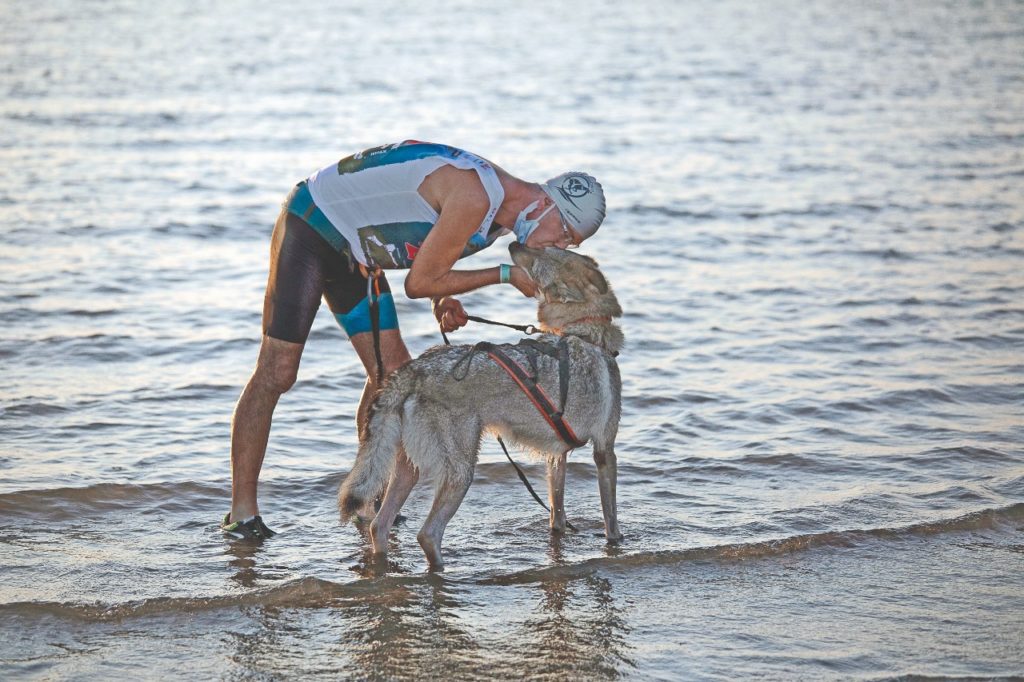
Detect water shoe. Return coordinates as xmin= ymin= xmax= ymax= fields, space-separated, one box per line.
xmin=221 ymin=513 xmax=276 ymax=540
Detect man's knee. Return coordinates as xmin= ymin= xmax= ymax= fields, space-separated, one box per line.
xmin=256 ymin=363 xmax=298 ymax=394
xmin=253 ymin=336 xmax=303 ymax=394
xmin=351 ymin=328 xmax=411 ymax=380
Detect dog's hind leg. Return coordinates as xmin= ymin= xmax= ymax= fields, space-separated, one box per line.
xmin=417 ymin=470 xmax=473 ymax=570
xmin=369 ymin=451 xmax=418 ymax=555
xmin=409 ymin=411 xmax=481 ymax=569
xmin=547 ymin=451 xmax=568 ymax=533
xmin=593 ymin=446 xmax=623 ymax=543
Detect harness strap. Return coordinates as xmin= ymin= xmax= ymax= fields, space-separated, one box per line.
xmin=444 ymin=326 xmax=580 ymax=532
xmin=519 ymin=337 xmax=572 ymax=416
xmin=482 ymin=342 xmax=586 ymax=449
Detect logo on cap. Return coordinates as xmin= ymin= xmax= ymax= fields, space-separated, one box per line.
xmin=561 ymin=175 xmax=591 ymax=198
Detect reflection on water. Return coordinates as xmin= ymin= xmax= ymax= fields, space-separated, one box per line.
xmin=221 ymin=549 xmax=636 ymax=680
xmin=339 ymin=578 xmax=482 ymax=679
xmin=524 ymin=574 xmax=636 ymax=679
xmin=225 ymin=542 xmax=263 ymax=589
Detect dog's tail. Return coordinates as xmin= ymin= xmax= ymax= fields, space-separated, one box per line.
xmin=338 ymin=377 xmax=410 ymax=520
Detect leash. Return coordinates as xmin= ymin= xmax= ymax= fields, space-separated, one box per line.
xmin=362 ymin=264 xmax=385 ymax=384
xmin=462 ymin=315 xmax=539 ymax=336
xmin=441 ymin=316 xmax=577 ymax=533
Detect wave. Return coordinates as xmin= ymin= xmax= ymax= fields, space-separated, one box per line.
xmin=623 ymin=202 xmax=895 ymax=223
xmin=4 ymin=110 xmax=184 ymax=129
xmin=2 ymin=504 xmax=1019 ymax=622
xmin=0 ymin=401 xmax=71 ymax=418
xmin=0 ymin=577 xmax=357 ymax=623
xmin=625 ymin=205 xmax=720 ymax=221
xmin=0 ymin=463 xmax=572 ymax=520
xmin=0 ymin=481 xmax=229 ymax=520
xmin=3 ymin=450 xmax=1020 ymax=520
xmin=484 ymin=502 xmax=1024 ymax=586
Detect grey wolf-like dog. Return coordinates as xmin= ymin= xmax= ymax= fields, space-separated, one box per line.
xmin=339 ymin=242 xmax=624 ymax=568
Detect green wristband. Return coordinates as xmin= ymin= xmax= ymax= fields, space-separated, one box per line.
xmin=499 ymin=263 xmax=512 ymax=284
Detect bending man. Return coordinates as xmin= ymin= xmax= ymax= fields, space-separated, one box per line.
xmin=223 ymin=140 xmax=606 ymax=540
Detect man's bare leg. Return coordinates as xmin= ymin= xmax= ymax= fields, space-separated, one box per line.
xmin=229 ymin=335 xmax=304 ymax=522
xmin=350 ymin=327 xmax=413 ymax=433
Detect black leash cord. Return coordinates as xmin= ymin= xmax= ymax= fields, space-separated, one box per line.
xmin=465 ymin=314 xmax=538 ymax=335
xmin=367 ymin=267 xmax=385 ymax=384
xmin=441 ymin=318 xmax=577 ymax=533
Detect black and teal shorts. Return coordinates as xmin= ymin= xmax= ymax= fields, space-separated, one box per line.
xmin=262 ymin=182 xmax=399 ymax=344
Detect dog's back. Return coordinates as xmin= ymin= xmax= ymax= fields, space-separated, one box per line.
xmin=338 ymin=337 xmax=620 ymax=518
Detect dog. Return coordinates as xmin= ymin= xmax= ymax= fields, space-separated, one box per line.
xmin=339 ymin=242 xmax=624 ymax=569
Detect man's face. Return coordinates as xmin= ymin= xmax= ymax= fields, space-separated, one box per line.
xmin=524 ymin=204 xmax=582 ymax=250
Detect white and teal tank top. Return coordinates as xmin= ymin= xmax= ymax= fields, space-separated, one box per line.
xmin=305 ymin=141 xmax=506 ymax=269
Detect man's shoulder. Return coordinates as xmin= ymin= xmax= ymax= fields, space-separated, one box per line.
xmin=424 ymin=165 xmax=490 ymax=211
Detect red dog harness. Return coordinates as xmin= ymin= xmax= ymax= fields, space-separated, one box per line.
xmin=455 ymin=338 xmax=586 ymax=449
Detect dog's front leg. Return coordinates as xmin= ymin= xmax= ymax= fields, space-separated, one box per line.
xmin=547 ymin=451 xmax=568 ymax=533
xmin=593 ymin=447 xmax=622 ymax=543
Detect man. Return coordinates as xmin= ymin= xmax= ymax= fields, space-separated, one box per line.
xmin=222 ymin=140 xmax=606 ymax=540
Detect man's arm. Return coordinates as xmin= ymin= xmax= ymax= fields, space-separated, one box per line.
xmin=404 ymin=168 xmax=536 ymax=302
xmin=404 ymin=168 xmax=501 ymax=299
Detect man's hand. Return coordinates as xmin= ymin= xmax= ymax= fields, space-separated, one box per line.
xmin=432 ymin=296 xmax=469 ymax=333
xmin=509 ymin=265 xmax=538 ymax=298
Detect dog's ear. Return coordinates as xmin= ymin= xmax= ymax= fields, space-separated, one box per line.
xmin=551 ymin=280 xmax=588 ymax=303
xmin=582 ymin=264 xmax=609 ymax=294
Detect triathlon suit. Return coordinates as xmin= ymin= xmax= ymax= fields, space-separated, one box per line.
xmin=263 ymin=141 xmax=507 ymax=343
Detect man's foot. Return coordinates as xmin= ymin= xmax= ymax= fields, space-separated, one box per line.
xmin=221 ymin=513 xmax=276 ymax=541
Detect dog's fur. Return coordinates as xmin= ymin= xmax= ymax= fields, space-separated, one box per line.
xmin=338 ymin=243 xmax=623 ymax=568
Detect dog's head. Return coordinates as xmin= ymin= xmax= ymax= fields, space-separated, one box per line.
xmin=509 ymin=242 xmax=613 ymax=305
xmin=508 ymin=242 xmax=623 ymax=358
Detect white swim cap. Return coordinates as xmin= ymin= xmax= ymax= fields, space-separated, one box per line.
xmin=540 ymin=172 xmax=606 ymax=240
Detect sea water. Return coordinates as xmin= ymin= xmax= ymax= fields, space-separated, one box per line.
xmin=1 ymin=1 xmax=1022 ymax=679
